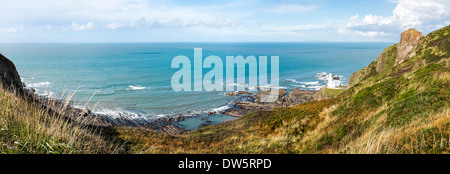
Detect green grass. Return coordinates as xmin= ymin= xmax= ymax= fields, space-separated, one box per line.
xmin=0 ymin=88 xmax=123 ymax=154
xmin=314 ymin=87 xmax=346 ymax=100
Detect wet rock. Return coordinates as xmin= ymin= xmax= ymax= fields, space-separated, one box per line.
xmin=238 ymin=91 xmax=253 ymax=95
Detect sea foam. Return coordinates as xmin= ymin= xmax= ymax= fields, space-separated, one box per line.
xmin=28 ymin=81 xmax=51 ymax=88
xmin=128 ymin=85 xmax=146 ymax=90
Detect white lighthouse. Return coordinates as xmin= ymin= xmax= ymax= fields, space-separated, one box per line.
xmin=326 ymin=73 xmax=341 ymax=88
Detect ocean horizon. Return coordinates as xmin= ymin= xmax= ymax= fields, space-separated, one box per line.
xmin=0 ymin=42 xmax=392 ymax=130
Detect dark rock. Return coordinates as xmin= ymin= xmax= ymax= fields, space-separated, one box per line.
xmin=238 ymin=91 xmax=253 ymax=95
xmin=222 ymin=88 xmax=317 ymax=117
xmin=0 ymin=54 xmax=23 ymax=93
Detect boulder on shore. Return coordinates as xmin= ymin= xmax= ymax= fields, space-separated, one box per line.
xmin=225 ymin=91 xmax=237 ymax=96
xmin=255 ymin=89 xmax=287 ymax=103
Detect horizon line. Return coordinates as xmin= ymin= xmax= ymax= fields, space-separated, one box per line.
xmin=0 ymin=41 xmax=395 ymax=44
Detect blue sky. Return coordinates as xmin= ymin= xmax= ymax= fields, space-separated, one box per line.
xmin=0 ymin=0 xmax=448 ymax=42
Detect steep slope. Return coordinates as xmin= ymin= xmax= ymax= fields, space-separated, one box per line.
xmin=117 ymin=25 xmax=449 ymax=154
xmin=316 ymin=26 xmax=449 ymax=153
xmin=0 ymin=86 xmax=124 ymax=153
xmin=0 ymin=54 xmax=122 ymax=154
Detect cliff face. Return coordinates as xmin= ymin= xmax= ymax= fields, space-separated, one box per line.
xmin=0 ymin=54 xmax=23 ymax=93
xmin=332 ymin=25 xmax=449 ymax=153
xmin=396 ymin=28 xmax=424 ymax=65
xmin=349 ymin=26 xmax=449 ymax=88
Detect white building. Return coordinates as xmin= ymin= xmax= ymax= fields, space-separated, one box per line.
xmin=326 ymin=73 xmax=342 ymax=88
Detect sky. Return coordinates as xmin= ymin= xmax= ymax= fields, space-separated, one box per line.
xmin=0 ymin=0 xmax=449 ymax=43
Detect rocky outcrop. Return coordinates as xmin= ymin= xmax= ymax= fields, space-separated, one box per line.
xmin=396 ymin=28 xmax=423 ymax=65
xmin=225 ymin=91 xmax=237 ymax=96
xmin=287 ymin=88 xmax=316 ymax=103
xmin=254 ymin=89 xmax=288 ymax=104
xmin=348 ymin=70 xmax=361 ymax=88
xmin=225 ymin=91 xmax=254 ymax=96
xmin=0 ymin=54 xmax=23 ymax=93
xmin=349 ymin=28 xmax=424 ymax=88
xmin=223 ymin=88 xmax=317 ymax=117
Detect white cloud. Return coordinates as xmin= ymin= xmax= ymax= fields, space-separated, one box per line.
xmin=340 ymin=0 xmax=450 ymax=38
xmin=124 ymin=17 xmax=240 ymax=29
xmin=269 ymin=4 xmax=318 ymax=14
xmin=349 ymin=14 xmax=359 ymax=20
xmin=337 ymin=26 xmax=389 ymax=37
xmin=0 ymin=27 xmax=18 ymax=32
xmin=106 ymin=22 xmax=126 ymax=30
xmin=0 ymin=0 xmax=242 ymax=31
xmin=361 ymin=14 xmax=396 ymax=25
xmin=70 ymin=22 xmax=94 ymax=31
xmin=262 ymin=24 xmax=326 ymax=32
xmin=1 ymin=0 xmax=447 ymax=42
xmin=392 ymin=0 xmax=450 ymax=29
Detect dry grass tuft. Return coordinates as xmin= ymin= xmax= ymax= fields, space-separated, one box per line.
xmin=0 ymin=88 xmax=123 ymax=154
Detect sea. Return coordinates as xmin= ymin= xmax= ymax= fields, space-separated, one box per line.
xmin=0 ymin=42 xmax=392 ymax=130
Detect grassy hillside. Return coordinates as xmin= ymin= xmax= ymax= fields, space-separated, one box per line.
xmin=314 ymin=87 xmax=346 ymax=100
xmin=0 ymin=88 xmax=123 ymax=154
xmin=117 ymin=26 xmax=449 ymax=154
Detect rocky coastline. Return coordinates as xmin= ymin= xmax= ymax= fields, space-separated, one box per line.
xmin=2 ymin=53 xmax=318 ymax=136
xmin=221 ymin=88 xmax=317 ymax=117
xmin=23 ymin=86 xmax=317 ymax=135
xmin=24 ymin=87 xmax=193 ymax=135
